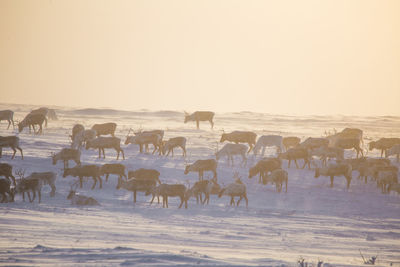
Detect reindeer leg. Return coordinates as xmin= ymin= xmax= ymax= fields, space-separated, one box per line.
xmin=98 ymin=176 xmax=102 ymax=189
xmin=38 ymin=189 xmax=41 ymax=203
xmin=121 ymin=148 xmax=125 ymax=160
xmin=98 ymin=148 xmax=101 ymax=158
xmin=294 ymin=159 xmax=299 ymax=169
xmin=196 ymin=120 xmax=199 ymax=129
xmin=11 ymin=147 xmax=16 ymax=159
xmin=79 ymin=177 xmax=83 ymax=188
xmin=237 ymin=196 xmax=243 ymax=206
xmin=288 ymin=160 xmax=291 ymax=168
xmin=178 ymin=197 xmax=184 ymax=209
xmin=91 ymin=177 xmax=97 ymax=190
xmin=330 ymin=176 xmax=334 ymax=187
xmin=102 ymin=148 xmax=105 ymax=159
xmin=116 ymin=149 xmax=120 ymax=160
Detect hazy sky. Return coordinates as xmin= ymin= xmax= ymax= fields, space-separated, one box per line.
xmin=1 ymin=0 xmax=399 ymax=115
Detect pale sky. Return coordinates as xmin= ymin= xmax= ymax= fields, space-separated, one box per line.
xmin=1 ymin=0 xmax=399 ymax=115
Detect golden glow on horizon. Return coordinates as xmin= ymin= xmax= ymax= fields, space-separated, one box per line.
xmin=0 ymin=0 xmax=399 ymax=115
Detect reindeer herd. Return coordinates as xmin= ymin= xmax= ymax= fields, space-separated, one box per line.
xmin=1 ymin=109 xmax=400 ymax=209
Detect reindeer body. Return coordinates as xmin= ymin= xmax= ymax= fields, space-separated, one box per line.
xmin=220 ymin=131 xmax=257 ymax=153
xmin=91 ymin=122 xmax=117 ymax=137
xmin=63 ymin=165 xmax=102 ymax=190
xmin=162 ymin=137 xmax=186 ymax=157
xmin=0 ymin=110 xmax=14 ymax=129
xmin=18 ymin=113 xmax=47 ymax=134
xmin=184 ymin=111 xmax=214 ymax=129
xmin=52 ymin=148 xmax=81 ymax=169
xmin=86 ymin=137 xmax=125 ymax=160
xmin=184 ymin=159 xmax=217 ymax=180
xmin=0 ymin=136 xmax=23 ymax=159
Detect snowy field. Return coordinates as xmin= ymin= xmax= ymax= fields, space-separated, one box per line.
xmin=0 ymin=103 xmax=400 ymax=266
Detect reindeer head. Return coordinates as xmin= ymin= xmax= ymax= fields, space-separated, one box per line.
xmin=220 ymin=133 xmax=227 ymax=143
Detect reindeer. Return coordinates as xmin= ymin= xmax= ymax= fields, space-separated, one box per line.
xmin=185 ymin=180 xmax=210 ymax=204
xmin=220 ymin=131 xmax=257 ymax=153
xmin=262 ymin=169 xmax=288 ymax=193
xmin=248 ymin=158 xmax=282 ymax=183
xmin=128 ymin=168 xmax=161 ymax=184
xmin=300 ymin=137 xmax=329 ymax=150
xmin=218 ymin=178 xmax=248 ymax=208
xmin=215 ymin=143 xmax=247 ymax=166
xmin=15 ymin=169 xmax=42 ymax=203
xmin=311 ymin=146 xmax=344 ymax=166
xmin=91 ymin=122 xmax=117 ymax=137
xmin=327 ymin=128 xmax=363 ymax=146
xmin=25 ymin=172 xmax=57 ymax=197
xmin=29 ymin=107 xmax=52 ymax=126
xmin=332 ymin=138 xmax=363 ymax=158
xmin=0 ymin=136 xmax=23 ymax=160
xmin=254 ymin=135 xmax=284 ymax=156
xmin=386 ymin=144 xmax=400 ymax=162
xmin=71 ymin=124 xmax=85 ymax=141
xmin=0 ymin=110 xmax=14 ymax=129
xmin=86 ymin=137 xmax=125 ymax=160
xmin=52 ymin=148 xmax=81 ymax=169
xmin=71 ymin=129 xmax=97 ymax=150
xmin=67 ymin=182 xmax=100 ymax=205
xmin=18 ymin=113 xmax=47 ymax=134
xmin=282 ymin=136 xmax=301 ymax=151
xmin=63 ymin=165 xmax=102 ymax=189
xmin=125 ymin=131 xmax=162 ymax=154
xmin=117 ymin=177 xmax=157 ymax=203
xmin=184 ymin=111 xmax=215 ymax=129
xmin=161 ymin=137 xmax=187 ymax=157
xmin=314 ymin=163 xmax=352 ymax=189
xmin=369 ymin=138 xmax=400 ymax=157
xmin=0 ymin=178 xmax=14 ymax=203
xmin=100 ymin=163 xmax=127 ymax=187
xmin=0 ymin=163 xmax=16 ymax=186
xmin=184 ymin=159 xmax=217 ymax=181
xmin=148 ymin=184 xmax=188 ymax=208
xmin=278 ymin=147 xmax=311 ymax=169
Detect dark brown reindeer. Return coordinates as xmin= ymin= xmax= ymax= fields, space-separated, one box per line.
xmin=184 ymin=111 xmax=215 ymax=129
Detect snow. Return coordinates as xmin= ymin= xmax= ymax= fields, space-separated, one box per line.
xmin=0 ymin=103 xmax=400 ymax=266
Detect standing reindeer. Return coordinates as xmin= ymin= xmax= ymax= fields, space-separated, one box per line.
xmin=0 ymin=110 xmax=14 ymax=129
xmin=0 ymin=136 xmax=23 ymax=160
xmin=184 ymin=111 xmax=215 ymax=129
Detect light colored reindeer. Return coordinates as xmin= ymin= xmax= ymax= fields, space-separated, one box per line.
xmin=86 ymin=137 xmax=125 ymax=160
xmin=184 ymin=111 xmax=214 ymax=129
xmin=254 ymin=135 xmax=284 ymax=156
xmin=215 ymin=143 xmax=247 ymax=166
xmin=162 ymin=137 xmax=186 ymax=157
xmin=52 ymin=148 xmax=81 ymax=169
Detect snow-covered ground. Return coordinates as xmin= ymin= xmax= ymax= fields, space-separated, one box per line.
xmin=0 ymin=103 xmax=399 ymax=266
